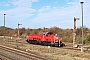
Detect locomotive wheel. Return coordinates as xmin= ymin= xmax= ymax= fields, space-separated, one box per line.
xmin=63 ymin=43 xmax=65 ymax=46
xmin=60 ymin=42 xmax=65 ymax=47
xmin=42 ymin=42 xmax=48 ymax=46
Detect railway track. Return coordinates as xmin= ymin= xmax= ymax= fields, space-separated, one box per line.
xmin=61 ymin=44 xmax=90 ymax=53
xmin=3 ymin=40 xmax=90 ymax=53
xmin=0 ymin=54 xmax=13 ymax=60
xmin=2 ymin=39 xmax=90 ymax=52
xmin=0 ymin=38 xmax=90 ymax=60
xmin=0 ymin=45 xmax=52 ymax=60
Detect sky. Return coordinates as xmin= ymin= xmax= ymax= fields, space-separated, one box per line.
xmin=0 ymin=0 xmax=89 ymax=29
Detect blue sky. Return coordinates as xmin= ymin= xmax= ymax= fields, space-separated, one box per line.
xmin=0 ymin=0 xmax=89 ymax=29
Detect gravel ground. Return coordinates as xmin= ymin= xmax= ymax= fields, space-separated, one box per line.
xmin=19 ymin=44 xmax=90 ymax=60
xmin=0 ymin=36 xmax=90 ymax=60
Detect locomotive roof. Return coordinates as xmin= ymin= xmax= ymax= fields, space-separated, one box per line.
xmin=47 ymin=32 xmax=54 ymax=34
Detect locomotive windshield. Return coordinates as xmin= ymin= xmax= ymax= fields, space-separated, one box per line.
xmin=42 ymin=32 xmax=54 ymax=36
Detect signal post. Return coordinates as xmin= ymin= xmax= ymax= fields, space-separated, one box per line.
xmin=73 ymin=17 xmax=80 ymax=47
xmin=18 ymin=23 xmax=22 ymax=39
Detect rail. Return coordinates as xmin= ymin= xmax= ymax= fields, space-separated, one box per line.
xmin=0 ymin=45 xmax=52 ymax=60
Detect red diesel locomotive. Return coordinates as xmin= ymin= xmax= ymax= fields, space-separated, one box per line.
xmin=27 ymin=32 xmax=65 ymax=47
